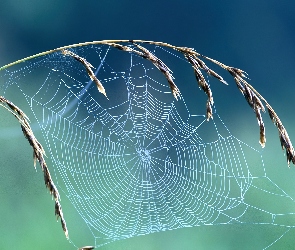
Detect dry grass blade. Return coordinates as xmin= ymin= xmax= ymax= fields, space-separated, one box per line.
xmin=0 ymin=96 xmax=30 ymax=121
xmin=206 ymin=100 xmax=213 ymax=121
xmin=255 ymin=107 xmax=266 ymax=147
xmin=108 ymin=42 xmax=133 ymax=52
xmin=130 ymin=42 xmax=181 ymax=100
xmin=267 ymin=105 xmax=295 ymax=165
xmin=227 ymin=65 xmax=295 ymax=162
xmin=226 ymin=67 xmax=268 ymax=147
xmin=193 ymin=56 xmax=228 ymax=85
xmin=184 ymin=53 xmax=214 ymax=120
xmin=61 ymin=49 xmax=107 ymax=98
xmin=0 ymin=96 xmax=68 ymax=238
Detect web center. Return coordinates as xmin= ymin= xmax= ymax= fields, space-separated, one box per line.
xmin=137 ymin=148 xmax=151 ymax=163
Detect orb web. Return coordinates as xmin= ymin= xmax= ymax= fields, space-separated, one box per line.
xmin=1 ymin=43 xmax=295 ymax=249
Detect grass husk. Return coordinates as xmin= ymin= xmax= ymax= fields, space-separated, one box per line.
xmin=0 ymin=96 xmax=68 ymax=239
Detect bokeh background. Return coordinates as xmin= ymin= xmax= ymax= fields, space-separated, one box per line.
xmin=1 ymin=1 xmax=295 ymax=249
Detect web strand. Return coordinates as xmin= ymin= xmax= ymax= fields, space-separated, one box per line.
xmin=1 ymin=43 xmax=295 ymax=249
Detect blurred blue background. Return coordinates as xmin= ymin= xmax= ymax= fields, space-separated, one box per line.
xmin=0 ymin=1 xmax=295 ymax=249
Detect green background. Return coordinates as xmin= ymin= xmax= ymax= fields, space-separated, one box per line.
xmin=1 ymin=1 xmax=295 ymax=249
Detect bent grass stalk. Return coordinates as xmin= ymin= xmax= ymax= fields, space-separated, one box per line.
xmin=0 ymin=96 xmax=68 ymax=238
xmin=0 ymin=40 xmax=294 ymax=247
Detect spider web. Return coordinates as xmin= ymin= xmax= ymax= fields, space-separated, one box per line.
xmin=1 ymin=43 xmax=295 ymax=249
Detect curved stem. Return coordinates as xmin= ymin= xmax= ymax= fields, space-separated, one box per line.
xmin=0 ymin=40 xmax=200 ymax=71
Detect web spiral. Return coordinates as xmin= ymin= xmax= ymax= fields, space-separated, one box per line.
xmin=1 ymin=43 xmax=295 ymax=249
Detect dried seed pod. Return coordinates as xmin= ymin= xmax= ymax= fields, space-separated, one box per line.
xmin=228 ymin=71 xmax=268 ymax=149
xmin=6 ymin=102 xmax=28 ymax=119
xmin=184 ymin=53 xmax=214 ymax=118
xmin=267 ymin=107 xmax=276 ymax=123
xmin=109 ymin=42 xmax=133 ymax=52
xmin=193 ymin=66 xmax=213 ymax=102
xmin=253 ymin=94 xmax=265 ymax=112
xmin=279 ymin=132 xmax=289 ymax=151
xmin=55 ymin=200 xmax=68 ymax=238
xmin=61 ymin=49 xmax=94 ymax=69
xmin=244 ymin=84 xmax=254 ymax=108
xmin=233 ymin=76 xmax=245 ymax=93
xmin=166 ymin=71 xmax=181 ymax=100
xmin=255 ymin=108 xmax=266 ymax=147
xmin=207 ymin=68 xmax=227 ymax=85
xmin=279 ymin=129 xmax=295 ymax=164
xmin=186 ymin=54 xmax=227 ymax=84
xmin=259 ymin=123 xmax=266 ymax=148
xmin=62 ymin=49 xmax=107 ymax=98
xmin=206 ymin=100 xmax=213 ymax=121
xmin=228 ymin=67 xmax=247 ymax=78
xmin=193 ymin=56 xmax=210 ymax=72
xmin=131 ymin=42 xmax=180 ymax=99
xmin=79 ymin=246 xmax=95 ymax=250
xmin=0 ymin=95 xmax=69 ymax=237
xmin=265 ymin=104 xmax=295 ymax=165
